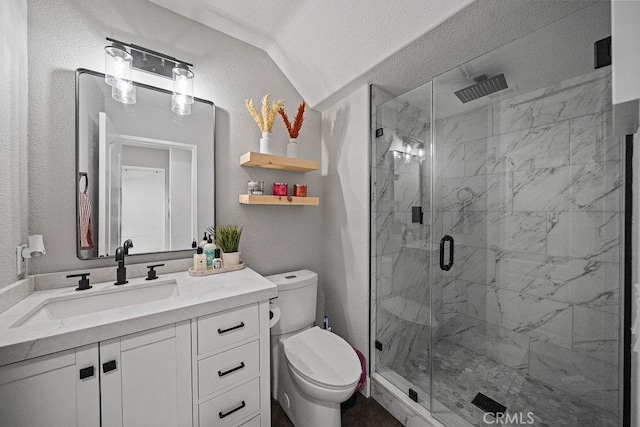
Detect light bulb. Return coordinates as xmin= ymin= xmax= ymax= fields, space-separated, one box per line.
xmin=172 ymin=64 xmax=194 ymax=115
xmin=172 ymin=94 xmax=191 ymax=116
xmin=105 ymin=43 xmax=132 ymax=87
xmin=112 ymin=80 xmax=136 ymax=104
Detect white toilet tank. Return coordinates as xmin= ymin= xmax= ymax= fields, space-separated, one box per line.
xmin=266 ymin=270 xmax=317 ymax=336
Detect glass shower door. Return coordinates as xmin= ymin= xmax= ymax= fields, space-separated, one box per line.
xmin=372 ymin=83 xmax=433 ymax=411
xmin=429 ymin=4 xmax=622 ymax=425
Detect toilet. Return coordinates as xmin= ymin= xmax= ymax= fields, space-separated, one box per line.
xmin=267 ymin=270 xmax=361 ymax=427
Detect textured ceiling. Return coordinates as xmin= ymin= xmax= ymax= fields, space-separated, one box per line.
xmin=148 ymin=0 xmax=599 ymax=109
xmin=147 ymin=0 xmax=477 ymax=107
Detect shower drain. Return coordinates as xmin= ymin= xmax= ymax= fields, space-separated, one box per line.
xmin=471 ymin=392 xmax=506 ymax=416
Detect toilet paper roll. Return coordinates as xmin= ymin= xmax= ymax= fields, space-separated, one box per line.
xmin=269 ymin=302 xmax=281 ymax=328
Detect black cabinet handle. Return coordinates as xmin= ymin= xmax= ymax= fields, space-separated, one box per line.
xmin=218 ymin=322 xmax=245 ymax=334
xmin=218 ymin=362 xmax=245 ymax=377
xmin=79 ymin=366 xmax=94 ymax=379
xmin=439 ymin=235 xmax=454 ymax=271
xmin=102 ymin=360 xmax=117 ymax=373
xmin=219 ymin=401 xmax=245 ymax=419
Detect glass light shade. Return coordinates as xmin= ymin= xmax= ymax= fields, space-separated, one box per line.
xmin=172 ymin=94 xmax=191 ymax=116
xmin=172 ymin=65 xmax=194 ymax=104
xmin=104 ymin=44 xmax=133 ymax=87
xmin=112 ymin=80 xmax=136 ymax=104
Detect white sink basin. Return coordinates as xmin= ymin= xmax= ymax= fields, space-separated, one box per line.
xmin=12 ymin=280 xmax=179 ymax=328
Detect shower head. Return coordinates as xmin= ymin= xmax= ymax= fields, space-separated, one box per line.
xmin=454 ymin=74 xmax=508 ymax=103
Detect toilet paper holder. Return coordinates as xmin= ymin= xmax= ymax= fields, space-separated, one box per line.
xmin=269 ymin=302 xmax=281 ymax=328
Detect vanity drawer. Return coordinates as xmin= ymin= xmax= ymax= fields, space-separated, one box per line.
xmin=239 ymin=415 xmax=260 ymax=426
xmin=198 ymin=304 xmax=259 ymax=354
xmin=198 ymin=377 xmax=260 ymax=426
xmin=198 ymin=340 xmax=259 ymax=397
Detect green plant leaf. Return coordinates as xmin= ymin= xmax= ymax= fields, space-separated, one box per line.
xmin=214 ymin=225 xmax=243 ymax=253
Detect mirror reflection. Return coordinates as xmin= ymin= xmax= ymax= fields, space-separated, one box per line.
xmin=76 ymin=69 xmax=215 ymax=259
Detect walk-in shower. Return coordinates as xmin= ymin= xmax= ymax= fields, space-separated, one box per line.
xmin=370 ymin=2 xmax=627 ymax=426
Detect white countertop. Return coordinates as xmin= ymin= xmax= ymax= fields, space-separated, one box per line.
xmin=0 ymin=268 xmax=277 ymax=366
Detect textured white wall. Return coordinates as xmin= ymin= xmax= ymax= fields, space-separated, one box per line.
xmin=321 ymin=85 xmax=370 ymax=391
xmin=0 ymin=0 xmax=28 ymax=290
xmin=27 ymin=0 xmax=323 ymax=279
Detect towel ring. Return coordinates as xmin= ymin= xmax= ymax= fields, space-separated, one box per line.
xmin=79 ymin=172 xmax=88 ymax=193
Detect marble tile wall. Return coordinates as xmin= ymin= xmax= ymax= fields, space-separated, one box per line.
xmin=372 ymin=67 xmax=621 ymax=418
xmin=371 ymin=85 xmax=433 ymax=380
xmin=434 ymin=67 xmax=621 ymax=411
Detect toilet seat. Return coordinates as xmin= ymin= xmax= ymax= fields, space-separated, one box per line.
xmin=283 ymin=327 xmax=361 ymax=389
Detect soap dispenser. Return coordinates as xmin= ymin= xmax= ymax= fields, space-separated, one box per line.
xmin=193 ymin=247 xmax=206 ymax=271
xmin=203 ymin=237 xmax=216 ymax=270
xmin=199 ymin=232 xmax=209 ymax=249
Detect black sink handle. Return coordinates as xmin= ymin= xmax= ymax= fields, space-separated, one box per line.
xmin=67 ymin=272 xmax=92 ymax=291
xmin=146 ymin=264 xmax=165 ymax=281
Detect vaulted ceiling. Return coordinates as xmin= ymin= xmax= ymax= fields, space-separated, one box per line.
xmin=147 ymin=0 xmax=478 ymax=107
xmin=148 ymin=0 xmax=598 ymax=109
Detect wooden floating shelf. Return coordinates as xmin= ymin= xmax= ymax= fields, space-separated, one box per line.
xmin=240 ymin=152 xmax=319 ymax=173
xmin=239 ymin=195 xmax=319 ymax=206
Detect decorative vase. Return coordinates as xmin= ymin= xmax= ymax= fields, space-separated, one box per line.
xmin=259 ymin=132 xmax=272 ymax=154
xmin=222 ymin=251 xmax=241 ymax=267
xmin=287 ymin=138 xmax=298 ymax=158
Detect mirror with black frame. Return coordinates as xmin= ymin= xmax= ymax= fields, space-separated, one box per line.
xmin=76 ymin=69 xmax=215 ymax=260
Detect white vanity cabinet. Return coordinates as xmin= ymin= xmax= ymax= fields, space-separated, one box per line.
xmin=0 ymin=299 xmax=272 ymax=427
xmin=0 ymin=322 xmax=191 ymax=427
xmin=100 ymin=321 xmax=192 ymax=427
xmin=0 ymin=344 xmax=100 ymax=427
xmin=193 ymin=301 xmax=271 ymax=426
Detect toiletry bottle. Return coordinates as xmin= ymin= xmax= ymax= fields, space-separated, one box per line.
xmin=204 ymin=237 xmax=216 ymax=270
xmin=193 ymin=247 xmax=206 ymax=271
xmin=213 ymin=248 xmax=223 ymax=270
xmin=192 ymin=239 xmax=197 ymax=249
xmin=199 ymin=232 xmax=208 ymax=249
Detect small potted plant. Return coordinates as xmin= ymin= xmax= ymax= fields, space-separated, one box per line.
xmin=214 ymin=225 xmax=243 ymax=267
xmin=278 ymin=101 xmax=306 ymax=158
xmin=245 ymin=95 xmax=284 ymax=155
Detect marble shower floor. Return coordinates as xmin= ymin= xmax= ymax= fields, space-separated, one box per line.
xmin=394 ymin=339 xmax=618 ymax=427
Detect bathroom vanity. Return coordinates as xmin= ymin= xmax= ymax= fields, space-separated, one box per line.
xmin=0 ymin=268 xmax=276 ymax=427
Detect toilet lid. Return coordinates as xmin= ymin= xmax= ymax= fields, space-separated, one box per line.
xmin=283 ymin=327 xmax=361 ymax=388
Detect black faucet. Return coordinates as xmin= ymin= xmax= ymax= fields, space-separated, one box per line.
xmin=114 ymin=239 xmax=134 ymax=285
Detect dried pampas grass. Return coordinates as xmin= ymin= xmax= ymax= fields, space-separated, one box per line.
xmin=245 ymin=94 xmax=284 ymax=132
xmin=278 ymin=101 xmax=306 ymax=139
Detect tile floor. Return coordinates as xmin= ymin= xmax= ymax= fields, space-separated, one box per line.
xmin=271 ymin=393 xmax=402 ymax=426
xmin=395 ymin=339 xmax=618 ymax=427
xmin=270 ymin=339 xmax=618 ymax=426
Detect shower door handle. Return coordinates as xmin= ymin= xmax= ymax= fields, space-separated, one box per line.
xmin=439 ymin=235 xmax=454 ymax=271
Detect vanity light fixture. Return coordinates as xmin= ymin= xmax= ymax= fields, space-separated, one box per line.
xmin=172 ymin=64 xmax=194 ymax=116
xmin=105 ymin=38 xmax=194 ymax=114
xmin=104 ymin=41 xmax=136 ymax=104
xmin=394 ymin=136 xmax=427 ymax=162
